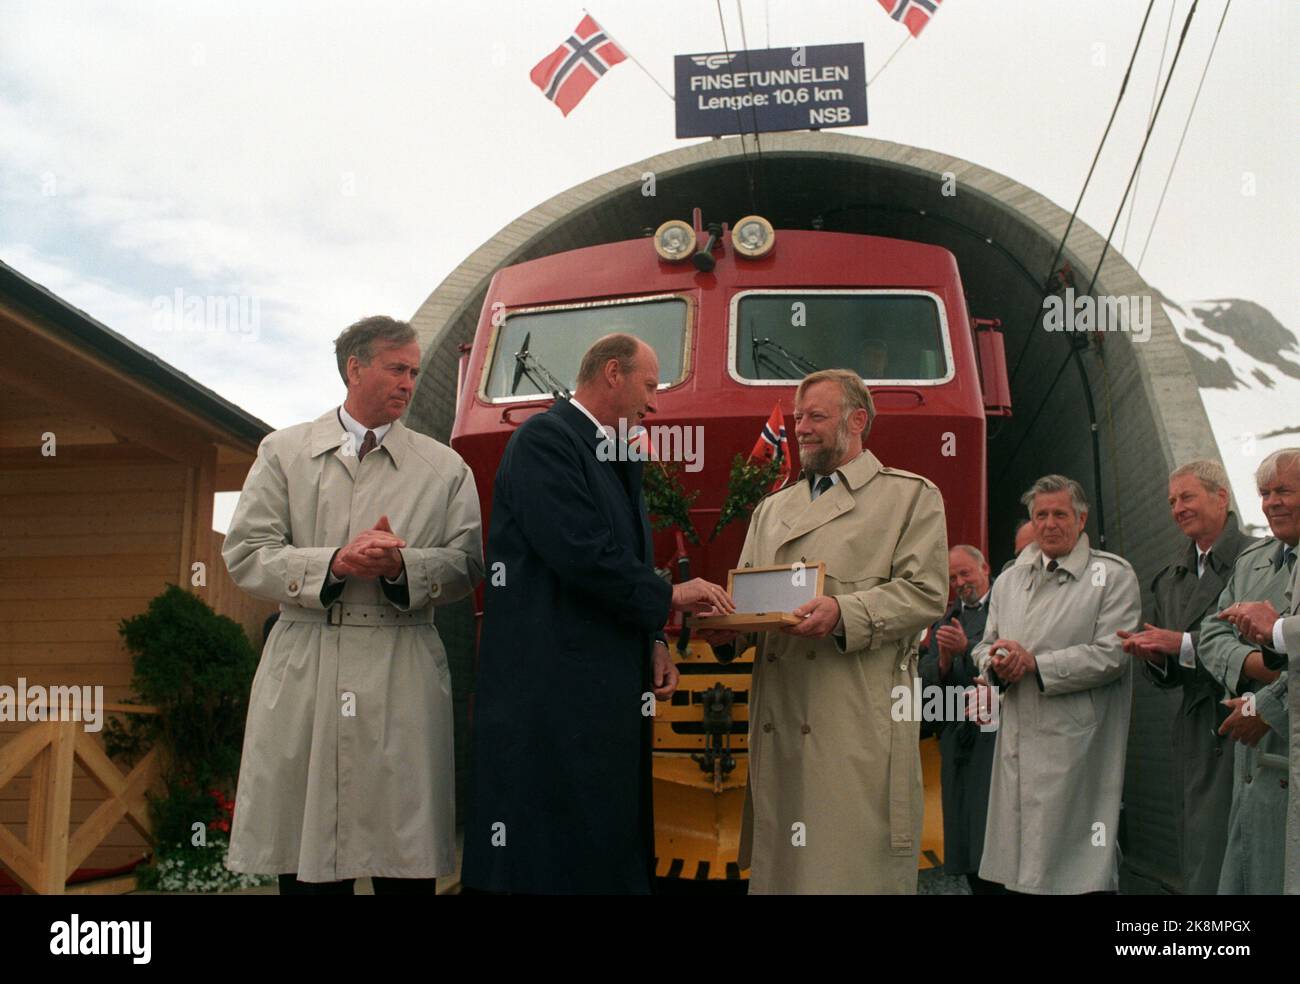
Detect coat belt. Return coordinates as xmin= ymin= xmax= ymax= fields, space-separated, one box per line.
xmin=277 ymin=602 xmax=435 ymax=627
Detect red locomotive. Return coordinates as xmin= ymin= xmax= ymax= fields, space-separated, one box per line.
xmin=451 ymin=209 xmax=1011 ymax=882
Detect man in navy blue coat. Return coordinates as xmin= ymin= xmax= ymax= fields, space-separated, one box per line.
xmin=461 ymin=333 xmax=732 ymax=894
xmin=918 ymin=545 xmax=1001 ymax=894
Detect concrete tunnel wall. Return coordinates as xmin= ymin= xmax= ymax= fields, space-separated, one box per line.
xmin=406 ymin=132 xmax=1220 ymax=891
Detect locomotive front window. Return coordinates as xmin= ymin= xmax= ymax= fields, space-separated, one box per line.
xmin=483 ymin=296 xmax=688 ymax=401
xmin=731 ymin=291 xmax=951 ymax=384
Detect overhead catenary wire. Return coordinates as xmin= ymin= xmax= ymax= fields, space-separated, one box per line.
xmin=1137 ymin=0 xmax=1232 ymax=270
xmin=1002 ymin=0 xmax=1203 ymax=539
xmin=734 ymin=0 xmax=767 ymax=204
xmin=1121 ymin=0 xmax=1178 ymax=254
xmin=1008 ymin=0 xmax=1158 ymax=386
xmin=1081 ymin=0 xmax=1200 ymax=298
xmin=715 ymin=0 xmax=760 ymax=216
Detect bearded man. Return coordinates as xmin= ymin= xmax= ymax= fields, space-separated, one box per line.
xmin=701 ymin=368 xmax=948 ymax=893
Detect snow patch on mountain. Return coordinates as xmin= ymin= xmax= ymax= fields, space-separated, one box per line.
xmin=1164 ymin=297 xmax=1300 ymax=534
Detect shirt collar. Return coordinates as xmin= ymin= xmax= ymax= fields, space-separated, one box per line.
xmin=338 ymin=404 xmax=392 ymax=446
xmin=567 ymin=397 xmax=607 ymax=439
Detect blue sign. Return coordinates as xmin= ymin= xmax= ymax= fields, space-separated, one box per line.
xmin=674 ymin=43 xmax=868 ymax=139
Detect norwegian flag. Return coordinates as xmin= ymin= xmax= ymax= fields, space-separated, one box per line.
xmin=749 ymin=403 xmax=791 ymax=493
xmin=530 ymin=15 xmax=627 ymax=116
xmin=876 ymin=0 xmax=943 ymax=38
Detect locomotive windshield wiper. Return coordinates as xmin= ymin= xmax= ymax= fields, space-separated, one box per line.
xmin=755 ymin=337 xmax=820 ymax=376
xmin=510 ymin=332 xmax=571 ymax=399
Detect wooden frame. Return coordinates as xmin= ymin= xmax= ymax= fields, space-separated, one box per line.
xmin=0 ymin=703 xmax=160 ymax=894
xmin=689 ymin=561 xmax=826 ymax=632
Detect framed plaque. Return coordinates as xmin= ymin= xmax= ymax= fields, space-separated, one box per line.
xmin=689 ymin=561 xmax=826 ymax=633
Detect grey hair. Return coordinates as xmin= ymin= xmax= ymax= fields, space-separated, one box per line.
xmin=1169 ymin=459 xmax=1229 ymax=495
xmin=333 ymin=315 xmax=417 ymax=385
xmin=1021 ymin=474 xmax=1089 ymax=518
xmin=1256 ymin=448 xmax=1300 ymax=488
xmin=951 ymin=544 xmax=987 ymax=567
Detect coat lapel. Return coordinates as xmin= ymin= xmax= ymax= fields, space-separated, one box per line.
xmin=1179 ymin=520 xmax=1246 ymax=628
xmin=309 ymin=408 xmax=357 ymax=480
xmin=776 ymin=450 xmax=881 ymax=550
xmin=552 ymin=399 xmax=647 ymax=558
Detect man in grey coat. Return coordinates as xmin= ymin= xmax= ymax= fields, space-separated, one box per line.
xmin=972 ymin=474 xmax=1141 ymax=894
xmin=1228 ymin=552 xmax=1300 ymax=893
xmin=1211 ymin=449 xmax=1294 ymax=894
xmin=1199 ymin=448 xmax=1298 ymax=894
xmin=1119 ymin=460 xmax=1256 ymax=894
xmin=224 ymin=316 xmax=484 ymax=894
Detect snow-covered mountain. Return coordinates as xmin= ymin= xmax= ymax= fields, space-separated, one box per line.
xmin=1163 ymin=296 xmax=1300 ymax=535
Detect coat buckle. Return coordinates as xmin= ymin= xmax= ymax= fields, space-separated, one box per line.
xmin=327 ymin=603 xmax=343 ymax=627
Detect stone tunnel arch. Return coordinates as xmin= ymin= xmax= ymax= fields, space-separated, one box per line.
xmin=407 ymin=132 xmax=1220 ymax=890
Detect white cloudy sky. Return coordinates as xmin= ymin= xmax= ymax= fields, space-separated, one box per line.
xmin=2 ymin=0 xmax=1297 ymax=526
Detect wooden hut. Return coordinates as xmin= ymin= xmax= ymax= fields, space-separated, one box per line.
xmin=0 ymin=259 xmax=275 ymax=893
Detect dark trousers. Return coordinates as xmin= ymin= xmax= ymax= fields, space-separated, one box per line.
xmin=966 ymin=873 xmax=1009 ymax=895
xmin=278 ymin=874 xmax=437 ymax=895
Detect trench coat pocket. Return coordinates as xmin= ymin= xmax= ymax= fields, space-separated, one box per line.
xmin=425 ymin=631 xmax=452 ymax=686
xmin=253 ymin=618 xmax=293 ymax=680
xmin=1050 ymin=688 xmax=1097 ymax=732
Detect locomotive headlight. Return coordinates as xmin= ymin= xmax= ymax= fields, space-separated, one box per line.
xmin=731 ymin=215 xmax=775 ymax=258
xmin=654 ymin=219 xmax=697 ymax=262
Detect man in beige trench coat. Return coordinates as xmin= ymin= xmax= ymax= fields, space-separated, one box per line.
xmin=701 ymin=369 xmax=948 ymax=893
xmin=223 ymin=316 xmax=484 ymax=893
xmin=973 ymin=475 xmax=1141 ymax=894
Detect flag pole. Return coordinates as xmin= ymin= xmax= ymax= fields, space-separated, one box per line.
xmin=868 ymin=33 xmax=910 ymax=85
xmin=583 ymin=8 xmax=675 ymax=102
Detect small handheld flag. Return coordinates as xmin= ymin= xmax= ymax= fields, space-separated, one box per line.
xmin=749 ymin=403 xmax=791 ymax=493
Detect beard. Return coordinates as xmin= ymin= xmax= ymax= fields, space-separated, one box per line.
xmin=800 ymin=420 xmax=849 ymax=476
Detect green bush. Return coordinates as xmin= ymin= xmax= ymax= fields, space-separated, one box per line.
xmin=106 ymin=584 xmax=267 ymax=891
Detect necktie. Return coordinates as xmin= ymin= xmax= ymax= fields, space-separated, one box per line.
xmin=1046 ymin=559 xmax=1059 ymax=573
xmin=812 ymin=475 xmax=834 ymax=499
xmin=358 ymin=430 xmax=377 ymax=461
xmin=1286 ymin=547 xmax=1296 ymax=572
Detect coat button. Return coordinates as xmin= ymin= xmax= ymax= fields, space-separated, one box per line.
xmin=801 ymin=724 xmax=811 ymax=734
xmin=1282 ymin=779 xmax=1289 ymax=789
xmin=762 ymin=722 xmax=773 ymax=733
xmin=1244 ymin=774 xmax=1253 ymax=784
xmin=288 ymin=580 xmax=299 ymax=592
xmin=767 ymin=653 xmax=777 ymax=662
